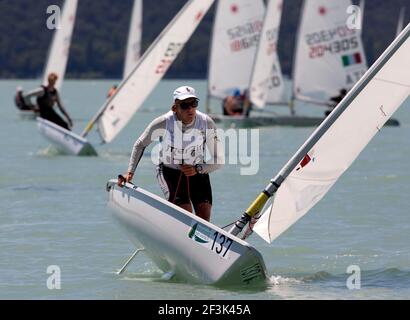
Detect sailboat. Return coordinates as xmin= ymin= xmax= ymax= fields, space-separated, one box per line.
xmin=37 ymin=0 xmax=213 ymax=156
xmin=17 ymin=0 xmax=78 ymax=120
xmin=106 ymin=23 xmax=409 ymax=285
xmin=291 ymin=0 xmax=399 ymax=126
xmin=207 ymin=0 xmax=332 ymax=128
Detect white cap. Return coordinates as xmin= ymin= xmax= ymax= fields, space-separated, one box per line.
xmin=16 ymin=86 xmax=23 ymax=92
xmin=173 ymin=86 xmax=198 ymax=101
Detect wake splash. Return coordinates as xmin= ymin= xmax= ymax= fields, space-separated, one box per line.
xmin=35 ymin=145 xmax=64 ymax=157
xmin=268 ymin=275 xmax=302 ymax=285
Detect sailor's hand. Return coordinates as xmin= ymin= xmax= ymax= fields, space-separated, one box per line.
xmin=180 ymin=165 xmax=197 ymax=177
xmin=126 ymin=172 xmax=134 ymax=183
xmin=117 ymin=172 xmax=134 ymax=187
xmin=117 ymin=175 xmax=126 ymax=187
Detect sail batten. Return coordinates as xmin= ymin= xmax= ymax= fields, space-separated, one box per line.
xmin=254 ymin=23 xmax=410 ymax=243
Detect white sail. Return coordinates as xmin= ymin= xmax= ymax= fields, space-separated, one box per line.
xmin=254 ymin=23 xmax=410 ymax=243
xmin=293 ymin=0 xmax=368 ymax=101
xmin=249 ymin=0 xmax=285 ymax=108
xmin=208 ymin=0 xmax=265 ymax=100
xmin=91 ymin=0 xmax=214 ymax=143
xmin=123 ymin=0 xmax=142 ymax=78
xmin=396 ymin=7 xmax=406 ymax=39
xmin=43 ymin=0 xmax=78 ymax=90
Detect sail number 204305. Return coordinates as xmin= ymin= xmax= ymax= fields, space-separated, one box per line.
xmin=211 ymin=231 xmax=233 ymax=258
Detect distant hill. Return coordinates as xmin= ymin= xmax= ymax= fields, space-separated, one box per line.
xmin=0 ymin=0 xmax=408 ymax=79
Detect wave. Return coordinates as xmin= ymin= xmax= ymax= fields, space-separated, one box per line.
xmin=34 ymin=145 xmax=64 ymax=157
xmin=293 ymin=268 xmax=410 ymax=288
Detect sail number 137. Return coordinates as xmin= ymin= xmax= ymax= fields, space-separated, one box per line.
xmin=211 ymin=231 xmax=233 ymax=258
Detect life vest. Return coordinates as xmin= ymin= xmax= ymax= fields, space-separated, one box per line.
xmin=37 ymin=85 xmax=58 ymax=112
xmin=159 ymin=111 xmax=208 ymax=166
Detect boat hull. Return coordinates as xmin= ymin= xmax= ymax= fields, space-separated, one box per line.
xmin=106 ymin=180 xmax=267 ymax=286
xmin=211 ymin=114 xmax=400 ymax=128
xmin=37 ymin=117 xmax=97 ymax=156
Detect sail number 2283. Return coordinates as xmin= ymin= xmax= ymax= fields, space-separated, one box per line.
xmin=211 ymin=231 xmax=233 ymax=258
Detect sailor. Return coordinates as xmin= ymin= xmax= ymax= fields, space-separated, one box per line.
xmin=107 ymin=85 xmax=118 ymax=98
xmin=222 ymin=88 xmax=243 ymax=116
xmin=14 ymin=86 xmax=38 ymax=112
xmin=326 ymin=88 xmax=348 ymax=116
xmin=240 ymin=89 xmax=253 ymax=118
xmin=118 ymin=85 xmax=224 ymax=222
xmin=23 ymin=73 xmax=73 ymax=130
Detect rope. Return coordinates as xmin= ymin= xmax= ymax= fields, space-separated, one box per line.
xmin=171 ymin=171 xmax=183 ymax=204
xmin=186 ymin=175 xmax=191 ymax=200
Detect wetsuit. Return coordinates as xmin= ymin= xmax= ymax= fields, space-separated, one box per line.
xmin=36 ymin=86 xmax=69 ymax=130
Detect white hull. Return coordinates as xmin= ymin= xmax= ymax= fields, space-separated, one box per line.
xmin=106 ymin=180 xmax=267 ymax=286
xmin=37 ymin=117 xmax=97 ymax=156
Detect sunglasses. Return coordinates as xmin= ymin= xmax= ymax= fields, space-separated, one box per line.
xmin=178 ymin=99 xmax=199 ymax=110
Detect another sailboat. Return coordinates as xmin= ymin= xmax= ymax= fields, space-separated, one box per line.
xmin=208 ymin=0 xmax=329 ymax=127
xmin=38 ymin=0 xmax=213 ymax=155
xmin=291 ymin=0 xmax=399 ymax=126
xmin=106 ymin=23 xmax=409 ymax=286
xmin=207 ymin=0 xmax=265 ymax=105
xmin=17 ymin=0 xmax=78 ymax=119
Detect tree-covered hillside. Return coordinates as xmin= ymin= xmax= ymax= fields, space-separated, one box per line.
xmin=0 ymin=0 xmax=408 ymax=79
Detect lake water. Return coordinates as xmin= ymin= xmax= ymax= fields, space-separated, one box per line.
xmin=0 ymin=79 xmax=409 ymax=300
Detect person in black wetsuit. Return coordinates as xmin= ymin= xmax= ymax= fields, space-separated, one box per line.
xmin=325 ymin=88 xmax=348 ymax=117
xmin=23 ymin=73 xmax=73 ymax=130
xmin=107 ymin=85 xmax=118 ymax=98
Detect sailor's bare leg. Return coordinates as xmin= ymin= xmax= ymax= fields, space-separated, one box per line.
xmin=194 ymin=202 xmax=211 ymax=222
xmin=178 ymin=203 xmax=193 ymax=213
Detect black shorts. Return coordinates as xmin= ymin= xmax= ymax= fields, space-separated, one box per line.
xmin=156 ymin=165 xmax=213 ymax=208
xmin=40 ymin=109 xmax=69 ymax=130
